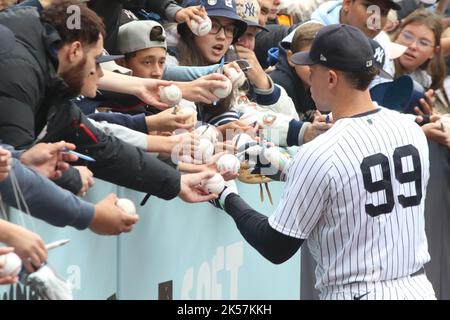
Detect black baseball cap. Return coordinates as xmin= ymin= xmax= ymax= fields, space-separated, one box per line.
xmin=368 ymin=38 xmax=393 ymax=79
xmin=0 ymin=24 xmax=16 ymax=55
xmin=291 ymin=24 xmax=378 ymax=74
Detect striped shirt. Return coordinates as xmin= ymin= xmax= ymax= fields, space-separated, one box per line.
xmin=202 ymin=110 xmax=240 ymax=126
xmin=269 ymin=107 xmax=430 ymax=291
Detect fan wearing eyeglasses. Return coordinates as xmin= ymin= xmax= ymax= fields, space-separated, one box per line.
xmin=176 ymin=0 xmax=247 ymax=67
xmin=392 ymin=9 xmax=450 ymax=155
xmin=393 ymin=9 xmax=445 ymax=93
xmin=173 ymin=1 xmax=253 ymax=133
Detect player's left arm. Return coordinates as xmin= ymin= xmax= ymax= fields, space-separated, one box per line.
xmin=220 ymin=189 xmax=304 ymax=265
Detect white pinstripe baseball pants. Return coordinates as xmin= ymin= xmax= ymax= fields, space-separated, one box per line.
xmin=320 ymin=274 xmax=436 ymax=300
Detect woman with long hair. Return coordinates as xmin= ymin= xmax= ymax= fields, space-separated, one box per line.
xmin=392 ymin=9 xmax=449 ymax=114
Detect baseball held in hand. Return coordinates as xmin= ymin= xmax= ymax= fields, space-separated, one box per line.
xmin=194 ymin=138 xmax=215 ymax=163
xmin=227 ymin=67 xmax=246 ymax=88
xmin=0 ymin=252 xmax=22 ymax=277
xmin=232 ymin=133 xmax=254 ymax=149
xmin=195 ymin=124 xmax=219 ymax=144
xmin=116 ymin=198 xmax=136 ymax=215
xmin=217 ymin=154 xmax=240 ymax=175
xmin=160 ymin=84 xmax=182 ymax=106
xmin=190 ymin=16 xmax=212 ymax=36
xmin=213 ymin=77 xmax=232 ymax=99
xmin=203 ymin=173 xmax=225 ymax=194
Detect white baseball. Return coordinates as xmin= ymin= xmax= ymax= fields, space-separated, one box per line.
xmin=217 ymin=154 xmax=240 ymax=175
xmin=212 ymin=78 xmax=232 ymax=99
xmin=232 ymin=133 xmax=254 ymax=149
xmin=176 ymin=107 xmax=197 ymax=127
xmin=227 ymin=67 xmax=246 ymax=88
xmin=190 ymin=16 xmax=212 ymax=36
xmin=263 ymin=147 xmax=290 ymax=172
xmin=194 ymin=138 xmax=215 ymax=163
xmin=195 ymin=124 xmax=219 ymax=144
xmin=116 ymin=198 xmax=136 ymax=215
xmin=203 ymin=173 xmax=225 ymax=194
xmin=160 ymin=84 xmax=182 ymax=106
xmin=0 ymin=252 xmax=22 ymax=278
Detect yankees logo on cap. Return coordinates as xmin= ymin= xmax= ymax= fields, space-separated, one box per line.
xmin=291 ymin=24 xmax=392 ymax=79
xmin=236 ymin=0 xmax=268 ymax=31
xmin=374 ymin=46 xmax=385 ymax=64
xmin=208 ymin=0 xmax=217 ymax=5
xmin=368 ymin=38 xmax=393 ymax=79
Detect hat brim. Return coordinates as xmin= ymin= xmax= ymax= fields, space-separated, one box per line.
xmin=290 ymin=51 xmax=315 ymax=66
xmin=96 ymin=55 xmax=124 ymax=64
xmin=245 ymin=20 xmax=268 ymax=32
xmin=101 ymin=60 xmax=133 ymax=75
xmin=0 ymin=24 xmax=16 ymax=55
xmin=387 ymin=42 xmax=407 ymax=59
xmin=370 ymin=75 xmax=424 ymax=113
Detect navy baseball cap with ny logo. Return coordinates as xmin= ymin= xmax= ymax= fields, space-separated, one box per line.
xmin=291 ymin=24 xmax=378 ymax=74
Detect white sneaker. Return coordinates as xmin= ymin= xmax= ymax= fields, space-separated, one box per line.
xmin=26 ymin=264 xmax=73 ymax=300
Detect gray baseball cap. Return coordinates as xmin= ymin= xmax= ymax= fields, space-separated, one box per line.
xmin=118 ymin=20 xmax=167 ymax=55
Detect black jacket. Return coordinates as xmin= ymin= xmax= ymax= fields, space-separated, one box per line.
xmin=87 ymin=0 xmax=178 ymax=54
xmin=0 ymin=6 xmax=181 ymax=200
xmin=270 ymin=43 xmax=316 ymax=119
xmin=254 ymin=24 xmax=289 ymax=69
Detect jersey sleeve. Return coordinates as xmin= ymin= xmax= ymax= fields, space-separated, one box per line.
xmin=269 ymin=144 xmax=333 ymax=239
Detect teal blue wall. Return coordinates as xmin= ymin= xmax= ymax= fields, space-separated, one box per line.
xmin=1 ymin=180 xmax=301 ymax=300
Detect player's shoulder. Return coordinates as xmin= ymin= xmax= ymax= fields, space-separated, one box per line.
xmin=377 ymin=106 xmax=414 ymax=121
xmin=294 ymin=125 xmax=342 ymax=163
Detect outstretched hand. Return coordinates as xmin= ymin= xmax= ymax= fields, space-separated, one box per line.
xmin=414 ymin=89 xmax=435 ymax=116
xmin=179 ymin=171 xmax=219 ymax=203
xmin=134 ymin=78 xmax=174 ymax=110
xmin=177 ymin=73 xmax=230 ymax=104
xmin=20 ymin=141 xmax=78 ymax=180
xmin=303 ymin=111 xmax=333 ymax=143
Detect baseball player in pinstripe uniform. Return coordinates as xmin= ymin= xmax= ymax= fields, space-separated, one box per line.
xmin=217 ymin=24 xmax=436 ymax=299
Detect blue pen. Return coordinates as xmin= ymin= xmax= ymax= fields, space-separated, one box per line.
xmin=64 ymin=149 xmax=96 ymax=162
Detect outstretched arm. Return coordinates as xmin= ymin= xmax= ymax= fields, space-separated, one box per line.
xmin=220 ymin=190 xmax=304 ymax=264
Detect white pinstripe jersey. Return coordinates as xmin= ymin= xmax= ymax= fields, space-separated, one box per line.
xmin=269 ymin=107 xmax=431 ymax=291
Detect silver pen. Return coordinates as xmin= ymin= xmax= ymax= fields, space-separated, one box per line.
xmin=46 ymin=239 xmax=70 ymax=251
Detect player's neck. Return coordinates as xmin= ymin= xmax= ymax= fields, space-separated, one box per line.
xmin=331 ymin=89 xmax=376 ymax=121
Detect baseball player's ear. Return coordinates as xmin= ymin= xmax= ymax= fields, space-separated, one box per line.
xmin=328 ymin=70 xmax=338 ymax=88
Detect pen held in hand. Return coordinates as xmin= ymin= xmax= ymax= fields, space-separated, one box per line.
xmin=63 ymin=149 xmax=96 ymax=162
xmin=45 ymin=239 xmax=70 ymax=251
